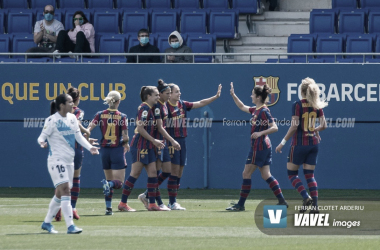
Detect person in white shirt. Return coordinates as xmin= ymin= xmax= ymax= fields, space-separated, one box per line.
xmin=38 ymin=94 xmax=99 ymax=234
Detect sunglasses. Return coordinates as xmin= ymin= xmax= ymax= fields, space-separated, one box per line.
xmin=44 ymin=10 xmax=54 ymax=14
xmin=139 ymin=35 xmax=149 ymax=37
xmin=73 ymin=18 xmax=84 ymax=21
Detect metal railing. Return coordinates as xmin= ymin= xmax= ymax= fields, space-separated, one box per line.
xmin=1 ymin=52 xmax=380 ymax=63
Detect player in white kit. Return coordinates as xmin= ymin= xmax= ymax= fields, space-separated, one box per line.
xmin=38 ymin=94 xmax=99 ymax=234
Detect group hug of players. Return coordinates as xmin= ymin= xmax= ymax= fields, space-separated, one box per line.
xmin=38 ymin=77 xmax=327 ymax=234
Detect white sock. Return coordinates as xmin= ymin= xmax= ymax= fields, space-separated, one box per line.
xmin=44 ymin=195 xmax=61 ymax=223
xmin=61 ymin=196 xmax=74 ymax=228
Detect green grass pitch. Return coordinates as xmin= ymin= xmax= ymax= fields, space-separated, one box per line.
xmin=0 ymin=188 xmax=378 ymax=250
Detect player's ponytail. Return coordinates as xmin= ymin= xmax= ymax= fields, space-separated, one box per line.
xmin=67 ymin=87 xmax=80 ymax=103
xmin=51 ymin=94 xmax=68 ymax=115
xmin=301 ymin=77 xmax=328 ymax=110
xmin=253 ymin=84 xmax=271 ymax=104
xmin=104 ymin=91 xmax=121 ymax=106
xmin=140 ymin=86 xmax=156 ymax=102
xmin=157 ymin=79 xmax=169 ymax=93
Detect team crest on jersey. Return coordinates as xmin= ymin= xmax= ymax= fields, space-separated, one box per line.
xmin=155 ymin=108 xmax=160 ymax=116
xmin=253 ymin=76 xmax=280 ymax=106
xmin=142 ymin=110 xmax=148 ymax=118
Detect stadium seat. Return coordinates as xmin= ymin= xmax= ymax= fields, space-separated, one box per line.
xmin=2 ymin=0 xmax=29 ymax=9
xmin=53 ymin=57 xmax=77 ymax=63
xmin=345 ymin=35 xmax=373 ymax=62
xmin=315 ymin=35 xmax=345 ymax=62
xmin=65 ymin=10 xmax=92 ymax=32
xmin=209 ymin=11 xmax=237 ymax=39
xmin=115 ymin=0 xmax=142 ymax=9
xmin=309 ymin=10 xmax=336 ymax=34
xmin=231 ymin=0 xmax=259 ymax=14
xmin=339 ymin=10 xmax=366 ymax=34
xmin=203 ymin=0 xmax=230 ymax=10
xmin=58 ymin=0 xmax=86 ymax=9
xmin=180 ymin=11 xmax=207 ymax=34
xmin=26 ymin=58 xmax=50 ymax=63
xmin=332 ymin=0 xmax=358 ymax=9
xmin=0 ymin=10 xmax=7 ymax=34
xmin=151 ymin=11 xmax=178 ymax=34
xmin=80 ymin=58 xmax=107 ymax=63
xmin=368 ymin=12 xmax=380 ymax=33
xmin=7 ymin=11 xmax=34 ymax=34
xmin=186 ymin=34 xmax=216 ymax=63
xmin=374 ymin=36 xmax=380 ymax=58
xmin=173 ymin=0 xmax=200 ymax=10
xmin=145 ymin=0 xmax=172 ymax=10
xmin=0 ymin=35 xmax=11 ymax=58
xmin=122 ymin=10 xmax=149 ymax=34
xmin=360 ymin=0 xmax=380 ymax=9
xmin=30 ymin=0 xmax=56 ymax=9
xmin=36 ymin=10 xmax=63 ymax=23
xmin=0 ymin=58 xmax=19 ymax=62
xmin=287 ymin=34 xmax=316 ymax=63
xmin=87 ymin=0 xmax=114 ymax=9
xmin=156 ymin=34 xmax=171 ymax=53
xmin=99 ymin=35 xmax=126 ymax=63
xmin=12 ymin=35 xmax=36 ymax=58
xmin=93 ymin=10 xmax=120 ymax=34
xmin=265 ymin=58 xmax=295 ymax=63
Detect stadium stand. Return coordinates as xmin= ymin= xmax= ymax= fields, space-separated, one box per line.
xmin=343 ymin=34 xmax=374 ymax=62
xmin=231 ymin=0 xmax=259 ymax=14
xmin=314 ymin=34 xmax=345 ymax=62
xmin=2 ymin=0 xmax=29 ymax=9
xmin=12 ymin=35 xmax=36 ymax=57
xmin=0 ymin=35 xmax=11 ymax=58
xmin=186 ymin=34 xmax=216 ymax=63
xmin=287 ymin=34 xmax=316 ymax=63
xmin=173 ymin=0 xmax=201 ymax=10
xmin=115 ymin=0 xmax=143 ymax=9
xmin=7 ymin=11 xmax=34 ymax=34
xmin=57 ymin=0 xmax=86 ymax=9
xmin=360 ymin=0 xmax=380 ymax=9
xmin=122 ymin=10 xmax=149 ymax=35
xmin=309 ymin=9 xmax=337 ymax=34
xmin=93 ymin=10 xmax=120 ymax=34
xmin=338 ymin=10 xmax=366 ymax=34
xmin=150 ymin=11 xmax=178 ymax=34
xmin=332 ymin=0 xmax=358 ymax=9
xmin=209 ymin=11 xmax=237 ymax=39
xmin=368 ymin=11 xmax=380 ymax=34
xmin=87 ymin=0 xmax=114 ymax=9
xmin=0 ymin=10 xmax=7 ymax=34
xmin=30 ymin=0 xmax=56 ymax=9
xmin=145 ymin=0 xmax=172 ymax=10
xmin=180 ymin=11 xmax=207 ymax=34
xmin=98 ymin=34 xmax=126 ymax=63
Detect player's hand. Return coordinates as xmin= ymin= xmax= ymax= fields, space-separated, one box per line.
xmin=90 ymin=146 xmax=100 ymax=155
xmin=124 ymin=144 xmax=130 ymax=153
xmin=315 ymin=131 xmax=321 ymax=143
xmin=275 ymin=144 xmax=283 ymax=153
xmin=171 ymin=140 xmax=181 ymax=151
xmin=215 ymin=84 xmax=222 ymax=98
xmin=39 ymin=142 xmax=47 ymax=148
xmin=153 ymin=139 xmax=165 ymax=149
xmin=89 ymin=138 xmax=98 ymax=146
xmin=230 ymin=82 xmax=235 ymax=96
xmin=251 ymin=131 xmax=262 ymax=139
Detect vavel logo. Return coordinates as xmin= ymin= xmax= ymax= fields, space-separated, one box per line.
xmin=263 ymin=205 xmax=287 ymax=228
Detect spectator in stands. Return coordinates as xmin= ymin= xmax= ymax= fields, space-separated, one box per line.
xmin=127 ymin=29 xmax=160 ymax=63
xmin=164 ymin=31 xmax=193 ymax=63
xmin=53 ymin=11 xmax=95 ymax=59
xmin=26 ymin=5 xmax=64 ymax=57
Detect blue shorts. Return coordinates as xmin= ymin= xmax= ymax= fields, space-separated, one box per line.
xmin=130 ymin=146 xmax=157 ymax=165
xmin=100 ymin=147 xmax=127 ymax=170
xmin=288 ymin=144 xmax=319 ymax=165
xmin=74 ymin=148 xmax=84 ymax=170
xmin=169 ymin=137 xmax=187 ymax=166
xmin=245 ymin=147 xmax=272 ymax=167
xmin=157 ymin=144 xmax=171 ymax=163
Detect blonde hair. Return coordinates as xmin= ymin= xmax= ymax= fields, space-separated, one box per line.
xmin=104 ymin=91 xmax=121 ymax=105
xmin=301 ymin=77 xmax=328 ymax=109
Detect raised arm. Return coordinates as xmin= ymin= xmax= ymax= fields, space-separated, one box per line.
xmin=192 ymin=84 xmax=222 ymax=109
xmin=230 ymin=82 xmax=251 ymax=114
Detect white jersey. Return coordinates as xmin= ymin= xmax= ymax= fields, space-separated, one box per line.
xmin=40 ymin=112 xmax=80 ymax=163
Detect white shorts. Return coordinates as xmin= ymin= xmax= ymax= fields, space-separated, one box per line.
xmin=47 ymin=160 xmax=74 ymax=189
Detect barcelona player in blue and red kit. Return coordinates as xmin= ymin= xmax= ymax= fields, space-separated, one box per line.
xmin=118 ymin=86 xmax=167 ymax=212
xmin=165 ymin=83 xmax=222 ymax=210
xmin=276 ymin=77 xmax=327 ymax=214
xmin=138 ymin=80 xmax=181 ymax=211
xmin=227 ymin=82 xmax=287 ymax=211
xmin=88 ymin=91 xmax=129 ymax=215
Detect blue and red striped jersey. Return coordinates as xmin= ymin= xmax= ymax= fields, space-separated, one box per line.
xmin=154 ymin=100 xmax=168 ymax=141
xmin=73 ymin=106 xmax=84 ymax=149
xmin=92 ymin=109 xmax=128 ymax=148
xmin=130 ymin=102 xmax=160 ymax=149
xmin=249 ymin=105 xmax=274 ymax=151
xmin=166 ymin=100 xmax=193 ymax=138
xmin=291 ymin=99 xmax=324 ymax=146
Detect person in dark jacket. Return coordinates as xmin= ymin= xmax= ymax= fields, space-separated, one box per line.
xmin=164 ymin=31 xmax=193 ymax=63
xmin=127 ymin=29 xmax=160 ymax=63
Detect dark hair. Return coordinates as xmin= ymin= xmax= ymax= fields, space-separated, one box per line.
xmin=138 ymin=28 xmax=149 ymax=37
xmin=140 ymin=86 xmax=157 ymax=102
xmin=167 ymin=83 xmax=178 ymax=91
xmin=50 ymin=94 xmax=69 ymax=115
xmin=67 ymin=87 xmax=80 ymax=103
xmin=70 ymin=11 xmax=89 ymax=31
xmin=169 ymin=35 xmax=177 ymax=40
xmin=253 ymin=84 xmax=272 ymax=103
xmin=157 ymin=79 xmax=170 ymax=93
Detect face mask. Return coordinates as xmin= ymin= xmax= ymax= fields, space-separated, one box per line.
xmin=44 ymin=13 xmax=54 ymax=21
xmin=79 ymin=20 xmax=84 ymax=25
xmin=170 ymin=42 xmax=180 ymax=49
xmin=140 ymin=37 xmax=149 ymax=45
